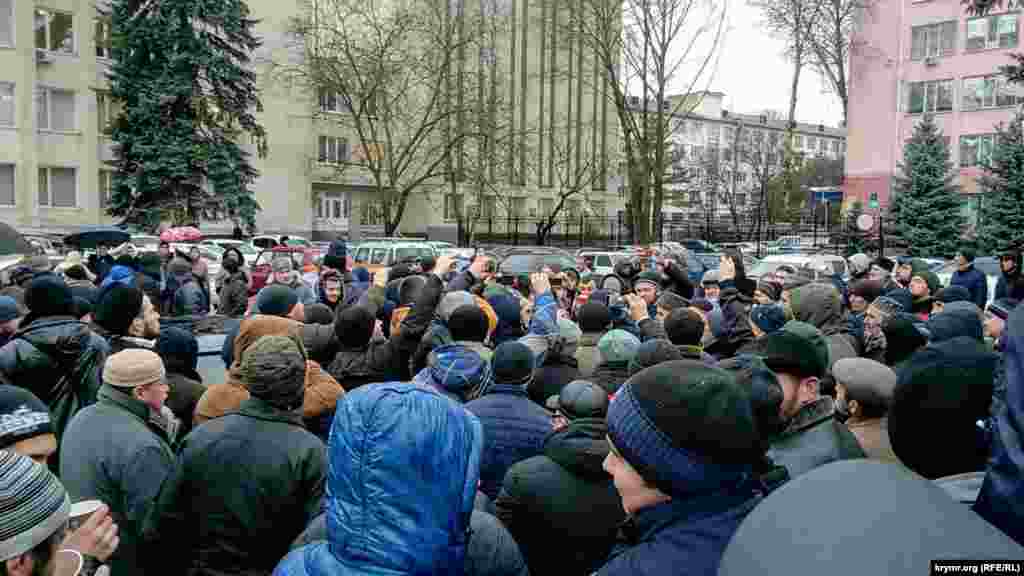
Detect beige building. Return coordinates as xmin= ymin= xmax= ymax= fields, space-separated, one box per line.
xmin=0 ymin=0 xmax=622 ymax=238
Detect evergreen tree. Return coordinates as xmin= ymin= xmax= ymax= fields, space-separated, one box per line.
xmin=888 ymin=115 xmax=964 ymax=257
xmin=977 ymin=112 xmax=1024 ymax=253
xmin=106 ymin=0 xmax=266 ymax=230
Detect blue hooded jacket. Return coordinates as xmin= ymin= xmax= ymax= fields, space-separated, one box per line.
xmin=273 ymin=383 xmax=484 ymax=576
xmin=975 ymin=304 xmax=1024 ymax=545
xmin=412 ymin=344 xmax=492 ymax=403
xmin=926 ymin=301 xmax=984 ymax=343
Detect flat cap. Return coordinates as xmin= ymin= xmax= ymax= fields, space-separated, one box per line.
xmin=832 ymin=357 xmax=896 ymax=410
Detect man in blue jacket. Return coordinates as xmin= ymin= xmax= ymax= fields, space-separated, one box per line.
xmin=950 ymin=247 xmax=989 ymax=309
xmin=597 ymin=360 xmax=766 ymax=576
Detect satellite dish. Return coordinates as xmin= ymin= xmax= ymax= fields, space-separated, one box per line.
xmin=857 ymin=213 xmax=875 ymax=231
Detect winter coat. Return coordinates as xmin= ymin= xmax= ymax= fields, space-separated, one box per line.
xmin=575 ymin=332 xmax=602 ymax=378
xmin=217 ymin=271 xmax=250 ymax=317
xmin=291 ymin=510 xmax=528 ymax=576
xmin=789 ymin=282 xmax=861 ymax=364
xmin=975 ymin=304 xmax=1024 ymax=545
xmin=529 ymin=354 xmax=580 ymax=406
xmin=595 ymin=475 xmax=763 ymax=576
xmin=637 ymin=318 xmax=718 ymax=366
xmin=0 ymin=317 xmax=107 ymax=449
xmin=714 ymin=279 xmax=754 ymax=358
xmin=61 ymin=385 xmax=176 ymax=576
xmin=952 ymin=265 xmax=990 ymax=309
xmin=466 ymin=383 xmax=555 ymax=501
xmin=327 ymin=276 xmax=442 ymax=390
xmin=147 ymin=398 xmax=327 ymax=576
xmin=496 ymin=418 xmax=625 ymax=575
xmin=273 ymin=383 xmax=485 ymax=576
xmin=195 ymin=315 xmax=344 ymax=429
xmin=996 ymin=250 xmax=1024 ymax=301
xmin=173 ymin=275 xmax=210 ymax=317
xmin=67 ymin=278 xmax=98 ymax=304
xmin=927 ymin=301 xmax=985 ymax=343
xmin=271 ymin=271 xmax=317 ymax=307
xmin=911 ymin=296 xmax=933 ymax=320
xmin=767 ymin=397 xmax=866 ymax=479
xmin=937 ymin=472 xmax=985 ymax=505
xmin=590 ymin=363 xmax=632 ymax=395
xmin=846 ymin=418 xmax=899 ymax=463
xmin=300 ymin=323 xmax=338 ymax=368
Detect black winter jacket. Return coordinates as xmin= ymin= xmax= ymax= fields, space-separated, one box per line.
xmin=767 ymin=397 xmax=866 ymax=479
xmin=146 ymin=398 xmax=327 ymax=576
xmin=529 ymin=355 xmax=580 ymax=406
xmin=496 ymin=419 xmax=626 ymax=575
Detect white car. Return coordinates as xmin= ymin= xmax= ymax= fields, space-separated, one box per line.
xmin=202 ymin=239 xmax=259 ymax=265
xmin=579 ymin=251 xmax=634 ymax=277
xmin=748 ymin=254 xmax=848 ymax=281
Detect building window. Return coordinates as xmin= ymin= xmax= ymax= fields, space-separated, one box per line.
xmin=0 ymin=0 xmax=11 ymax=47
xmin=96 ymin=92 xmax=119 ymax=134
xmin=315 ymin=190 xmax=350 ymax=219
xmin=806 ymin=136 xmax=817 ymax=151
xmin=539 ymin=197 xmax=554 ymax=216
xmin=34 ymin=9 xmax=74 ymax=54
xmin=735 ymin=193 xmax=747 ymax=206
xmin=831 ymin=140 xmax=840 ymax=154
xmin=318 ymin=89 xmax=377 ymax=116
xmin=910 ymin=21 xmax=956 ymax=59
xmin=960 ymin=134 xmax=996 ymax=167
xmin=360 ymin=201 xmax=385 ymax=226
xmin=510 ymin=197 xmax=526 ymax=217
xmin=444 ymin=193 xmax=463 ymax=220
xmin=962 ymin=75 xmax=1023 ymax=110
xmin=905 ymin=79 xmax=953 ymax=113
xmin=98 ymin=170 xmax=113 ymax=205
xmin=590 ymin=201 xmax=606 ymax=217
xmin=966 ymin=13 xmax=1018 ymax=51
xmin=0 ymin=164 xmax=13 ymax=206
xmin=37 ymin=88 xmax=76 ymax=132
xmin=318 ymin=135 xmax=348 ymax=164
xmin=795 ymin=134 xmax=804 ymax=148
xmin=38 ymin=167 xmax=76 ymax=207
xmin=0 ymin=82 xmax=12 ymax=126
xmin=480 ymin=196 xmax=497 ymax=219
xmin=723 ymin=126 xmax=734 ymax=143
xmin=94 ymin=17 xmax=111 ymax=59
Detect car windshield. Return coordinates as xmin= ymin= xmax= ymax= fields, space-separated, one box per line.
xmin=500 ymin=254 xmax=577 ymax=273
xmin=749 ymin=260 xmax=806 ymax=277
xmin=395 ymin=247 xmax=434 ymax=262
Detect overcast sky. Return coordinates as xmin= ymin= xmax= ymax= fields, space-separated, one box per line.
xmin=703 ymin=0 xmax=845 ymax=128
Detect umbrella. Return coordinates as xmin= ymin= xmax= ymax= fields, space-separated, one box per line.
xmin=160 ymin=226 xmax=202 ymax=243
xmin=0 ymin=222 xmax=33 ymax=256
xmin=63 ymin=226 xmax=130 ymax=250
xmin=718 ymin=460 xmax=1024 ymax=576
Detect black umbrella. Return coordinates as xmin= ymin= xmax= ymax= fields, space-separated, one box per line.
xmin=718 ymin=460 xmax=1024 ymax=576
xmin=0 ymin=221 xmax=33 ymax=256
xmin=63 ymin=226 xmax=130 ymax=249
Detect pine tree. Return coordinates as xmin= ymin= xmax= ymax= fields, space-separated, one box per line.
xmin=888 ymin=115 xmax=964 ymax=257
xmin=106 ymin=0 xmax=266 ymax=230
xmin=977 ymin=112 xmax=1024 ymax=253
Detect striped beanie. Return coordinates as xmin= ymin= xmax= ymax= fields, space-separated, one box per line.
xmin=0 ymin=451 xmax=70 ymax=561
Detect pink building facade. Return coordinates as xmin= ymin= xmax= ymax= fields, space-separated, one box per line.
xmin=845 ymin=0 xmax=1024 ymax=225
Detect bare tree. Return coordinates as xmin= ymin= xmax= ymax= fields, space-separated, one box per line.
xmin=751 ymin=0 xmax=814 ymax=138
xmin=286 ymin=0 xmax=496 ymax=235
xmin=805 ymin=0 xmax=862 ymax=125
xmin=570 ymin=0 xmax=727 ymax=245
xmin=532 ymin=125 xmax=603 ymax=245
xmin=738 ymin=126 xmax=787 ymax=248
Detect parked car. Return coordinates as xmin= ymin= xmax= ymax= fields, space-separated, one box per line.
xmin=170 ymin=243 xmax=222 ymax=279
xmin=679 ymin=239 xmax=720 ymax=253
xmin=25 ymin=236 xmax=58 ymax=257
xmin=498 ymin=251 xmax=579 ymax=278
xmin=251 ymin=235 xmax=312 ymax=249
xmin=202 ymin=239 xmax=259 ymax=265
xmin=766 ymin=236 xmax=803 ymax=255
xmin=130 ymin=235 xmax=162 ymax=252
xmin=351 ymin=242 xmax=437 ymax=277
xmin=937 ymin=256 xmax=1000 ymax=305
xmin=748 ymin=254 xmax=848 ymax=282
xmin=579 ymin=251 xmax=634 ymax=277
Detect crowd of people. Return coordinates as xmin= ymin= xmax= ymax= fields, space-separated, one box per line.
xmin=2 ymin=237 xmax=1024 ymax=576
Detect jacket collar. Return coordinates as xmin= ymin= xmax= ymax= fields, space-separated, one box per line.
xmin=236 ymin=397 xmax=306 ymax=427
xmin=621 ymin=481 xmax=758 ymax=544
xmin=777 ymin=397 xmax=836 ymax=438
xmin=97 ymin=384 xmax=178 ymax=444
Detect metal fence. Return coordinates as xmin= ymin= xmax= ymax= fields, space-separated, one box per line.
xmin=454 ymin=210 xmax=887 ymax=257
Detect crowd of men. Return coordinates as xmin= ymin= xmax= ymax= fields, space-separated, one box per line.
xmin=2 ymin=238 xmax=1024 ymax=576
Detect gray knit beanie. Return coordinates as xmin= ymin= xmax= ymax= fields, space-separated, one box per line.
xmin=0 ymin=451 xmax=70 ymax=561
xmin=241 ymin=334 xmax=307 ymax=411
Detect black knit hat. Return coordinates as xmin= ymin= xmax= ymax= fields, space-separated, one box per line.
xmin=889 ymin=337 xmax=995 ymax=479
xmin=335 ymin=306 xmax=376 ymax=348
xmin=398 ymin=276 xmax=426 ymax=307
xmin=628 ymin=339 xmax=684 ymax=375
xmin=0 ymin=386 xmax=53 ymax=450
xmin=304 ymin=303 xmax=335 ymax=326
xmin=664 ymin=308 xmax=704 ymax=346
xmin=491 ymin=341 xmax=535 ymax=387
xmin=322 ymin=239 xmax=348 ymax=271
xmin=548 ymin=380 xmax=609 ymax=419
xmin=23 ymin=276 xmax=74 ymax=323
xmin=256 ymin=284 xmax=299 ymax=317
xmin=607 ymin=361 xmax=761 ymax=497
xmin=94 ymin=284 xmax=144 ymax=335
xmin=577 ymin=302 xmax=611 ymax=333
xmin=959 ymin=245 xmax=977 ymax=263
xmin=850 ymin=279 xmax=883 ymax=303
xmin=448 ymin=305 xmax=489 ymax=343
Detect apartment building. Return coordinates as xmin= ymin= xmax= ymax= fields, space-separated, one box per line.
xmin=658 ymin=92 xmax=846 ymax=221
xmin=0 ymin=0 xmax=621 ymax=238
xmin=845 ymin=0 xmax=1024 ymax=224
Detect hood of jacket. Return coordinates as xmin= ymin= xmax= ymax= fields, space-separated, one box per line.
xmin=487 ymin=291 xmax=525 ymax=346
xmin=413 ymin=344 xmax=492 ymax=402
xmin=926 ymin=301 xmax=984 ymax=343
xmin=157 ymin=326 xmax=200 ymax=380
xmin=323 ymin=383 xmax=482 ymax=575
xmin=229 ymin=314 xmax=299 ymax=370
xmin=99 ymin=265 xmax=137 ymax=291
xmin=790 ymin=283 xmax=846 ymax=335
xmin=544 ymin=418 xmax=610 ymax=478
